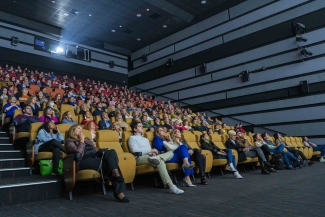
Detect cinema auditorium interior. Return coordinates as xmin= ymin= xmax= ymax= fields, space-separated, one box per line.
xmin=0 ymin=0 xmax=324 ymax=216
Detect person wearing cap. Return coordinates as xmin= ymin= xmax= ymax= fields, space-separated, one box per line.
xmin=226 ymin=130 xmax=275 ymax=175
xmin=3 ymin=96 xmax=21 ymax=122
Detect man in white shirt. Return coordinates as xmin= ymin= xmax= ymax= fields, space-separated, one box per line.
xmin=128 ymin=121 xmax=184 ymax=195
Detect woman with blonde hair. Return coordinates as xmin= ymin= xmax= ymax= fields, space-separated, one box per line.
xmin=24 ymin=95 xmax=41 ymax=116
xmin=65 ymin=124 xmax=129 ymax=202
xmin=153 ymin=127 xmax=195 ymax=187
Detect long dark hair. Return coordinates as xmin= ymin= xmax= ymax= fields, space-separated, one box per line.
xmin=273 ymin=133 xmax=280 ymax=140
xmin=37 ymin=121 xmax=58 ymax=134
xmin=43 ymin=106 xmax=53 ymax=122
xmin=200 ymin=133 xmax=208 ymax=144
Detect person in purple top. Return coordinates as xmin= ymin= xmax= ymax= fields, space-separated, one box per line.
xmin=13 ymin=105 xmax=41 ymax=132
xmin=39 ymin=106 xmax=59 ymax=123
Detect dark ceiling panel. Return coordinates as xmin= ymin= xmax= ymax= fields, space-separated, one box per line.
xmin=0 ymin=0 xmax=245 ymax=52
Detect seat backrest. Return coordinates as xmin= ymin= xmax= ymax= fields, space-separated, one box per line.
xmin=182 ymin=133 xmax=200 ymax=149
xmin=283 ymin=137 xmax=292 ymax=146
xmin=144 ymin=131 xmax=154 ymax=147
xmin=295 ymin=137 xmax=304 ymax=147
xmin=82 ymin=129 xmax=92 ymax=141
xmin=13 ymin=109 xmax=23 ymax=119
xmin=209 ymin=133 xmax=227 ymax=149
xmin=96 ymin=130 xmax=123 ymax=154
xmin=122 ymin=131 xmax=134 ymax=153
xmin=60 ymin=104 xmax=75 ymax=113
xmin=57 ymin=124 xmax=73 ymax=134
xmin=221 ymin=134 xmax=229 ymax=143
xmin=29 ymin=122 xmax=44 ymax=141
xmin=38 ymin=111 xmax=44 ymax=118
xmin=289 ymin=137 xmax=298 ymax=147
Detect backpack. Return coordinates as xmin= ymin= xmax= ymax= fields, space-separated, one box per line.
xmin=271 ymin=153 xmax=285 ymax=170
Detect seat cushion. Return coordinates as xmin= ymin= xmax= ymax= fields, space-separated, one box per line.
xmin=313 ymin=151 xmax=321 ymax=155
xmin=136 ymin=165 xmax=157 ymax=175
xmin=36 ymin=152 xmax=66 ymax=160
xmin=212 ymin=159 xmax=228 ymax=167
xmin=15 ymin=132 xmax=30 ymax=140
xmin=76 ymin=170 xmax=102 ymax=181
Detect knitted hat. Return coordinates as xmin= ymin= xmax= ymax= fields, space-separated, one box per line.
xmin=228 ymin=130 xmax=236 ymax=136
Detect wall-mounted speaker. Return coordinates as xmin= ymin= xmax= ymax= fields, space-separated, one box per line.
xmin=109 ymin=61 xmax=115 ymax=68
xmin=11 ymin=37 xmax=19 ymax=46
xmin=66 ymin=50 xmax=72 ymax=58
xmin=142 ymin=54 xmax=147 ymax=62
xmin=300 ymin=80 xmax=309 ymax=93
xmin=241 ymin=70 xmax=250 ymax=82
xmin=200 ymin=63 xmax=207 ymax=74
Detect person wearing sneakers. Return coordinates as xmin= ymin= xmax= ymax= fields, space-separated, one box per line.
xmin=303 ymin=136 xmax=325 ymax=162
xmin=200 ymin=133 xmax=242 ymax=179
xmin=128 ymin=121 xmax=184 ymax=195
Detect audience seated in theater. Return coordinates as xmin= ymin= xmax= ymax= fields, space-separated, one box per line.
xmin=191 ymin=119 xmax=209 ymax=132
xmin=41 ymin=87 xmax=50 ymax=100
xmin=226 ymin=130 xmax=275 ymax=175
xmin=121 ymin=109 xmax=132 ymax=119
xmin=3 ymin=96 xmax=21 ymax=122
xmin=78 ymin=103 xmax=88 ymax=116
xmin=152 ymin=117 xmax=162 ymax=129
xmin=15 ymin=87 xmax=30 ymax=106
xmin=116 ymin=113 xmax=129 ymax=128
xmin=108 ymin=105 xmax=116 ymax=118
xmin=92 ymin=102 xmax=104 ymax=117
xmin=111 ymin=122 xmax=122 ymax=145
xmin=174 ymin=120 xmax=187 ymax=131
xmin=98 ymin=112 xmax=111 ymax=130
xmin=47 ymin=101 xmax=60 ymax=118
xmin=274 ymin=133 xmax=314 ymax=166
xmin=200 ymin=133 xmax=242 ymax=179
xmin=128 ymin=122 xmax=184 ymax=194
xmin=260 ymin=133 xmax=300 ymax=170
xmin=0 ymin=87 xmax=9 ymax=105
xmin=13 ymin=105 xmax=41 ymax=132
xmin=221 ymin=123 xmax=227 ymax=131
xmin=163 ymin=117 xmax=174 ymax=131
xmin=182 ymin=120 xmax=192 ymax=131
xmin=40 ymin=106 xmax=59 ymax=123
xmin=141 ymin=115 xmax=152 ymax=129
xmin=65 ymin=124 xmax=129 ymax=202
xmin=34 ymin=121 xmax=65 ymax=175
xmin=61 ymin=111 xmax=77 ymax=125
xmin=303 ymin=136 xmax=325 ymax=162
xmin=153 ymin=127 xmax=195 ymax=186
xmin=24 ymin=96 xmax=41 ymax=116
xmin=84 ymin=120 xmax=98 ymax=142
xmin=36 ymin=91 xmax=48 ymax=105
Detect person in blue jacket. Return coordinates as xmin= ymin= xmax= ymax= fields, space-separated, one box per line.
xmin=34 ymin=120 xmax=65 ymax=175
xmin=153 ymin=126 xmax=196 ymax=187
xmin=3 ymin=96 xmax=21 ymax=122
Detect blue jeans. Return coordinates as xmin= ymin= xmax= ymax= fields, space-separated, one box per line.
xmin=167 ymin=145 xmax=194 ymax=176
xmin=312 ymin=145 xmax=325 ymax=156
xmin=219 ymin=148 xmax=237 ymax=169
xmin=271 ymin=145 xmax=298 ymax=167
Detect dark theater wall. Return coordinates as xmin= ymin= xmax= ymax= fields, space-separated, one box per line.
xmin=128 ymin=0 xmax=325 ymax=144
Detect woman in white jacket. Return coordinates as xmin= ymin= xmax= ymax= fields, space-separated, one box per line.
xmin=34 ymin=121 xmax=65 ymax=175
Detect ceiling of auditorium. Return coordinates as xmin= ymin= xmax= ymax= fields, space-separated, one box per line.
xmin=0 ymin=0 xmax=243 ymax=53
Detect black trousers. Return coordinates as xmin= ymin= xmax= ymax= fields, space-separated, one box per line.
xmin=288 ymin=149 xmax=307 ymax=160
xmin=260 ymin=145 xmax=272 ymax=163
xmin=79 ymin=149 xmax=126 ymax=195
xmin=38 ymin=139 xmax=65 ymax=173
xmin=190 ymin=149 xmax=206 ymax=177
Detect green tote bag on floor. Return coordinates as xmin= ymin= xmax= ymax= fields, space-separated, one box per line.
xmin=39 ymin=159 xmax=63 ymax=176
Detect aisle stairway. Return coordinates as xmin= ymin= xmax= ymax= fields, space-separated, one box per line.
xmin=0 ymin=132 xmax=62 ymax=207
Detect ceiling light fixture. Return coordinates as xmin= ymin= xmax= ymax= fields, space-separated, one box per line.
xmin=147 ymin=8 xmax=149 ymax=11
xmin=119 ymin=25 xmax=122 ymax=28
xmin=201 ymin=0 xmax=207 ymax=4
xmin=111 ymin=29 xmax=116 ymax=32
xmin=52 ymin=0 xmax=55 ymax=3
xmin=89 ymin=14 xmax=92 ymax=17
xmin=137 ymin=14 xmax=141 ymax=17
xmin=137 ymin=38 xmax=141 ymax=41
xmin=63 ymin=13 xmax=69 ymax=17
xmin=163 ymin=25 xmax=167 ymax=28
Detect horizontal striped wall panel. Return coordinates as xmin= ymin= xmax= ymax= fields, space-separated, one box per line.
xmin=178 ymin=56 xmax=325 ymax=100
xmin=213 ymin=93 xmax=325 ymax=116
xmin=129 ymin=0 xmax=310 ymax=75
xmin=266 ymin=122 xmax=325 ymax=136
xmin=131 ymin=0 xmax=275 ymax=60
xmin=133 ymin=46 xmax=175 ymax=68
xmin=232 ymin=106 xmax=325 ymax=125
xmin=0 ymin=26 xmax=34 ymax=44
xmin=91 ymin=52 xmax=127 ymax=67
xmin=132 ymin=27 xmax=325 ymax=93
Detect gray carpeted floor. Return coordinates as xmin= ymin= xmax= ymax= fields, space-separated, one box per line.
xmin=1 ymin=163 xmax=325 ymax=217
